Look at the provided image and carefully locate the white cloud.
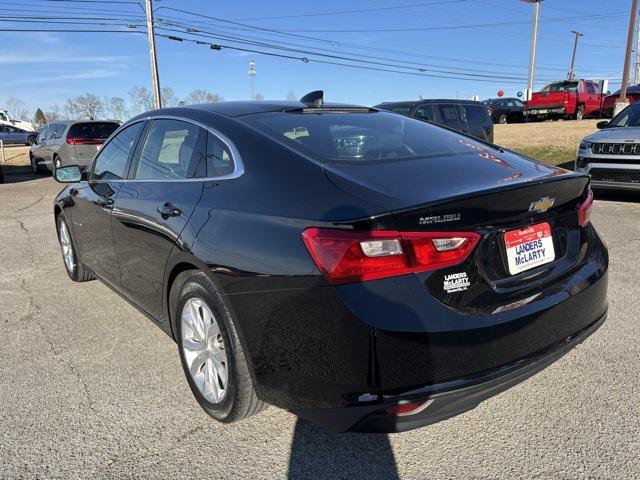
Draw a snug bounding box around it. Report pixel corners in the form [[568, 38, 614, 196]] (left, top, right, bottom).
[[0, 54, 132, 65], [0, 69, 122, 87]]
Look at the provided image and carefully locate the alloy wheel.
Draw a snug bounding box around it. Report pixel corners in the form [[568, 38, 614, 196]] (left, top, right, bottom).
[[181, 297, 228, 403], [58, 219, 75, 272]]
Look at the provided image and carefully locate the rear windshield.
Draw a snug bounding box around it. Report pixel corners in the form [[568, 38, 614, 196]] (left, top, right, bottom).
[[462, 105, 489, 124], [246, 111, 481, 163], [541, 81, 578, 93], [67, 122, 119, 140]]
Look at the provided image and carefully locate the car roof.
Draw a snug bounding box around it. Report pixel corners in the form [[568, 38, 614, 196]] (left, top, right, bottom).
[[186, 101, 369, 117], [375, 99, 485, 107], [48, 120, 120, 126]]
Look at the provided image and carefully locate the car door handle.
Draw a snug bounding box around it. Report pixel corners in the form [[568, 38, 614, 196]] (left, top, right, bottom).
[[157, 202, 181, 218], [97, 197, 114, 209]]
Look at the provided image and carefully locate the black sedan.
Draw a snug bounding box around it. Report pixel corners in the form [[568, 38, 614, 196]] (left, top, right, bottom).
[[53, 92, 608, 433], [483, 97, 525, 124]]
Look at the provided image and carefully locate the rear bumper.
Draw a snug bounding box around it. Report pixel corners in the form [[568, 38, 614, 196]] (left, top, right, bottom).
[[295, 311, 606, 433]]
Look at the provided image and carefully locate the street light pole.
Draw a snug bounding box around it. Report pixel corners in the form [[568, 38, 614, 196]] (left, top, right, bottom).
[[616, 0, 639, 116], [145, 0, 162, 109], [248, 59, 256, 101], [567, 30, 583, 81], [523, 0, 543, 102]]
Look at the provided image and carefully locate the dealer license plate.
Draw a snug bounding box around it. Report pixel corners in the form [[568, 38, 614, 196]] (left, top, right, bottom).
[[504, 222, 555, 275]]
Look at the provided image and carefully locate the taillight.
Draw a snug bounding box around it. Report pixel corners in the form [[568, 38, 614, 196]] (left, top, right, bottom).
[[374, 400, 432, 416], [66, 137, 103, 145], [578, 189, 594, 226], [302, 228, 480, 284]]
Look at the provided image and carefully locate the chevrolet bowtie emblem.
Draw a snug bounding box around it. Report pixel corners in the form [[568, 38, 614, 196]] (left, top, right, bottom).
[[529, 196, 555, 214]]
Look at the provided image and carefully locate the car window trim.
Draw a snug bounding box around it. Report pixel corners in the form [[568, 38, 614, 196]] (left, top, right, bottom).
[[121, 115, 244, 183]]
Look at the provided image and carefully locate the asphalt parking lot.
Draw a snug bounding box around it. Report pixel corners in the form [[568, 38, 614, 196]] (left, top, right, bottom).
[[1, 173, 639, 480]]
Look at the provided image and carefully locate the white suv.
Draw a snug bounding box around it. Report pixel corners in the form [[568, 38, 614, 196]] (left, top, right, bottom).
[[0, 109, 35, 132], [576, 104, 640, 191]]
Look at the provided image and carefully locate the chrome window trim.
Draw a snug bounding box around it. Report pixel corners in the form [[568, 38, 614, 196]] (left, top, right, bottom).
[[90, 115, 244, 183]]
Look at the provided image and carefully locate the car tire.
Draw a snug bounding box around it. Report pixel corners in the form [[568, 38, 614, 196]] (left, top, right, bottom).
[[26, 135, 36, 146], [56, 214, 95, 282], [29, 153, 42, 174], [175, 271, 267, 423], [498, 114, 508, 124], [575, 105, 584, 121]]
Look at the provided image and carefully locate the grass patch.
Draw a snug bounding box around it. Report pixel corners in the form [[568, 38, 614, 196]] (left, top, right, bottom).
[[505, 146, 575, 170]]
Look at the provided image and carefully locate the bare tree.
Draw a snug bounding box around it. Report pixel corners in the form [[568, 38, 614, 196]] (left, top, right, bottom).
[[286, 91, 296, 101], [129, 86, 152, 115], [106, 97, 127, 120], [4, 97, 29, 121], [161, 87, 179, 108], [255, 93, 264, 101], [64, 94, 104, 120], [45, 105, 63, 122], [185, 89, 224, 105]]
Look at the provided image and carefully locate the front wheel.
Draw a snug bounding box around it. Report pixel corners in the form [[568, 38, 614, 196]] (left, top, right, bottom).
[[175, 272, 267, 423], [30, 153, 41, 174], [56, 215, 95, 282]]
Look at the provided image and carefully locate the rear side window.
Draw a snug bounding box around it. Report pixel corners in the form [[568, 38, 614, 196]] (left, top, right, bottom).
[[206, 133, 234, 177], [463, 105, 489, 124], [92, 122, 144, 180], [67, 122, 119, 141], [37, 126, 49, 142], [438, 104, 462, 127], [134, 119, 207, 180], [414, 104, 435, 122], [246, 111, 478, 163]]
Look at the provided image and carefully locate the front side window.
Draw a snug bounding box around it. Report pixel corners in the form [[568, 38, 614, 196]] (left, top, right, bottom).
[[92, 122, 144, 180], [246, 110, 481, 163], [134, 119, 207, 180]]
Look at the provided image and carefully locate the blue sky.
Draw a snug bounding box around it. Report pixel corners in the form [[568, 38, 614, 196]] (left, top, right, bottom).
[[0, 0, 633, 115]]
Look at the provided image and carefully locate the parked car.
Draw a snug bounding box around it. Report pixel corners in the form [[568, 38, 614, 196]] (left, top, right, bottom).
[[601, 85, 640, 117], [525, 79, 605, 121], [0, 109, 35, 132], [483, 97, 525, 124], [374, 99, 494, 142], [30, 120, 120, 174], [576, 102, 640, 191], [52, 92, 607, 433], [0, 124, 37, 145]]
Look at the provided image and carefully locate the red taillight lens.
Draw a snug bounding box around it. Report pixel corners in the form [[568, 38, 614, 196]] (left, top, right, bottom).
[[578, 189, 594, 226], [302, 228, 480, 284], [66, 137, 103, 145], [375, 400, 432, 416]]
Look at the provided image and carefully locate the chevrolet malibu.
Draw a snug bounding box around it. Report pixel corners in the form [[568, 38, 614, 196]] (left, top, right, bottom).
[[53, 92, 608, 433]]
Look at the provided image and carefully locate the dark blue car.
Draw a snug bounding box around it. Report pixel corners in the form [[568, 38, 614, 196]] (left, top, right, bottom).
[[0, 124, 37, 145]]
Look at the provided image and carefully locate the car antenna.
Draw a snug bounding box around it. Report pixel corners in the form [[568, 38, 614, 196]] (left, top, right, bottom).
[[300, 90, 323, 108]]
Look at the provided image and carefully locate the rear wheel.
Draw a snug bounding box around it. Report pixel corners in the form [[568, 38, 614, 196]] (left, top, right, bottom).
[[56, 215, 95, 282], [498, 114, 508, 124], [175, 272, 267, 423]]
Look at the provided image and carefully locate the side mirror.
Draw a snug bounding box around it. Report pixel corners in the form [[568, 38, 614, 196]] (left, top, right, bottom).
[[54, 165, 82, 183], [596, 121, 609, 129]]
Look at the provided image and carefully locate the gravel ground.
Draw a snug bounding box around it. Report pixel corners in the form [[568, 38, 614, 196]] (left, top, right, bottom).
[[1, 169, 639, 480]]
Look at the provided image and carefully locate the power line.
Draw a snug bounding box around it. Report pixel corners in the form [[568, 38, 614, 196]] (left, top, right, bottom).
[[0, 27, 145, 32], [236, 0, 467, 21]]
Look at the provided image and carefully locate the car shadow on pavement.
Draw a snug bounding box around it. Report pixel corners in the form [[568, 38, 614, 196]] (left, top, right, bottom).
[[0, 165, 49, 184], [287, 419, 400, 480]]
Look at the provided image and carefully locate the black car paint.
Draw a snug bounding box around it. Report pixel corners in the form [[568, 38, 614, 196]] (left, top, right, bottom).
[[484, 97, 525, 124], [373, 99, 494, 142], [55, 102, 608, 432]]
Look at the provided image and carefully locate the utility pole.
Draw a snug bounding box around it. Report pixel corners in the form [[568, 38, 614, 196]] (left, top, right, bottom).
[[567, 31, 583, 81], [616, 0, 639, 116], [145, 0, 162, 109], [634, 8, 640, 85], [248, 59, 256, 100], [523, 0, 543, 102]]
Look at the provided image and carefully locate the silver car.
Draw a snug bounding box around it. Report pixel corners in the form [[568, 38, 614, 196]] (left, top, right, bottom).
[[30, 120, 120, 174], [576, 103, 640, 191]]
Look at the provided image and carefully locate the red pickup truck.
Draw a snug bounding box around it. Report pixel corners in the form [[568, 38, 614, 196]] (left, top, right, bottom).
[[525, 80, 605, 120]]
